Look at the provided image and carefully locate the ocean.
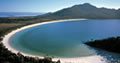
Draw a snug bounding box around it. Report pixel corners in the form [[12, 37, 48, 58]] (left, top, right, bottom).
[[0, 12, 45, 17]]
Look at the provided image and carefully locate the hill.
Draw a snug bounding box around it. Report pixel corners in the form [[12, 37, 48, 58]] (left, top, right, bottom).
[[38, 3, 120, 19], [85, 37, 120, 53]]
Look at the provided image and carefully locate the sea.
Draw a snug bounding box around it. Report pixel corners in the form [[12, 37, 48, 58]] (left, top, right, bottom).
[[0, 12, 45, 17]]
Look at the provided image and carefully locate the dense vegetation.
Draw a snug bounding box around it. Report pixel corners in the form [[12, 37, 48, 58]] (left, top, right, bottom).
[[38, 3, 120, 19], [0, 17, 60, 63], [0, 17, 53, 23], [85, 37, 120, 53]]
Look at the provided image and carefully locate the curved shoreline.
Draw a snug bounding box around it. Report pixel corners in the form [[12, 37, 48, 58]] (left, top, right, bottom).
[[2, 19, 107, 63]]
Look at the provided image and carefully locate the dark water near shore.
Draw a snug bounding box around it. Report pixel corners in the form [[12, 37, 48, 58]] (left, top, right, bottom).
[[9, 19, 120, 63]]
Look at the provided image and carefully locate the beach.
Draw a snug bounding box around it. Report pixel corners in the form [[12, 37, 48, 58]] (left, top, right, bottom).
[[2, 19, 107, 63]]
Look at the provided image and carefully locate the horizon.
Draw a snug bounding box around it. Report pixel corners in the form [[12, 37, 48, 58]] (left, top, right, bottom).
[[0, 0, 120, 13]]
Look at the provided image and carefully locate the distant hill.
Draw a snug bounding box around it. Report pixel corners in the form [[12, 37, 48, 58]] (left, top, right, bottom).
[[38, 3, 120, 19], [0, 12, 45, 17]]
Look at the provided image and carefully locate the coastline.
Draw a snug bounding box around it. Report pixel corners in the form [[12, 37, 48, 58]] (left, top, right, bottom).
[[2, 19, 107, 63]]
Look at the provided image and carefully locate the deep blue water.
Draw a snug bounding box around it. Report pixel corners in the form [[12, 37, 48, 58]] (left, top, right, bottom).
[[9, 19, 120, 62], [0, 12, 45, 17]]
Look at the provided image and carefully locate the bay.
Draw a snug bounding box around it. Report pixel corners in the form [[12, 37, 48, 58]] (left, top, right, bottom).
[[9, 19, 120, 62]]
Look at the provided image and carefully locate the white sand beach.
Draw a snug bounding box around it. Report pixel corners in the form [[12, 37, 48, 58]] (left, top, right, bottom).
[[2, 19, 107, 63]]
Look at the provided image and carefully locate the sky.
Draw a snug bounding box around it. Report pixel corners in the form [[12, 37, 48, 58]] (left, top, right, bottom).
[[0, 0, 120, 12]]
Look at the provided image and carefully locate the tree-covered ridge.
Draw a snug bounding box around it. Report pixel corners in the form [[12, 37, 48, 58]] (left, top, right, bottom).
[[38, 3, 120, 19], [85, 37, 120, 53]]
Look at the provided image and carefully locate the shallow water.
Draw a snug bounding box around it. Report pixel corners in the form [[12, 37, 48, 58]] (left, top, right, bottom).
[[9, 19, 120, 62]]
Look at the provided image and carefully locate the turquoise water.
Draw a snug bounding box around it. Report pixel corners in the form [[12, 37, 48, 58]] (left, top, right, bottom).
[[9, 19, 120, 58]]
